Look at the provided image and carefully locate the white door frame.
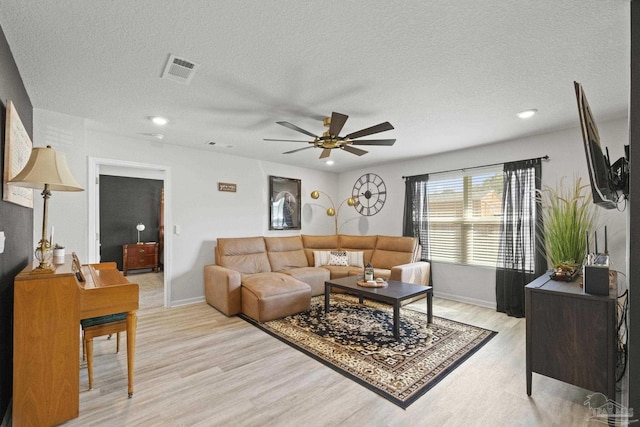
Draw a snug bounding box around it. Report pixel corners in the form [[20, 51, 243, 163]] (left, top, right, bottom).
[[88, 156, 172, 308]]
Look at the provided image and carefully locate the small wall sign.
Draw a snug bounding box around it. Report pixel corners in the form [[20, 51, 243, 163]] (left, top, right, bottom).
[[218, 182, 236, 192]]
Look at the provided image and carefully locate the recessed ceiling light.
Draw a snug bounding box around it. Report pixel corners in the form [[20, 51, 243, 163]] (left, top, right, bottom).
[[149, 116, 168, 126], [151, 133, 165, 140], [206, 141, 234, 148], [517, 109, 538, 119], [326, 160, 334, 166]]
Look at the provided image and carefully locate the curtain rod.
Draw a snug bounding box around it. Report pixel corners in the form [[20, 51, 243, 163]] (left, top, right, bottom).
[[402, 155, 550, 180]]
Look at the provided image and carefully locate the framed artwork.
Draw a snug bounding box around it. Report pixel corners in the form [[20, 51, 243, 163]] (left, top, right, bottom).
[[269, 175, 301, 230], [2, 100, 34, 208]]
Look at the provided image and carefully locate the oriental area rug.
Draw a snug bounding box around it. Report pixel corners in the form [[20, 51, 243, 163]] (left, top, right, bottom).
[[240, 294, 497, 408]]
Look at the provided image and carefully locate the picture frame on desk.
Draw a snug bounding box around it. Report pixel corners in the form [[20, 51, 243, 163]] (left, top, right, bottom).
[[72, 252, 85, 282]]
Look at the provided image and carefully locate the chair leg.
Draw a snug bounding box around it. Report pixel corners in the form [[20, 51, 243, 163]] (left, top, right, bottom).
[[116, 332, 121, 353], [86, 337, 94, 390], [82, 330, 86, 361]]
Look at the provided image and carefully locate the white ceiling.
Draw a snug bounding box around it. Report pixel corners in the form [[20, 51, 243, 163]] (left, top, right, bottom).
[[0, 1, 630, 172]]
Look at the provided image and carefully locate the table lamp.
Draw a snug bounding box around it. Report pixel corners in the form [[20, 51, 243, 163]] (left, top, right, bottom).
[[8, 145, 84, 273], [136, 223, 145, 244]]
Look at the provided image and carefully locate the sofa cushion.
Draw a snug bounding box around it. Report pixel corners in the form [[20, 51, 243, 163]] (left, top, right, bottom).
[[280, 266, 329, 296], [313, 250, 332, 267], [216, 237, 271, 274], [345, 251, 364, 268], [265, 236, 308, 271], [338, 234, 377, 264], [302, 234, 339, 265], [313, 250, 364, 268], [329, 250, 349, 266], [321, 265, 356, 279], [370, 235, 418, 269]]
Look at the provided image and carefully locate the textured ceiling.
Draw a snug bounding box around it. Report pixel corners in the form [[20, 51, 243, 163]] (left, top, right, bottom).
[[0, 1, 630, 172]]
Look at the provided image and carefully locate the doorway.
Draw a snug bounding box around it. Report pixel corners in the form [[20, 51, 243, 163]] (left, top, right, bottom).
[[88, 157, 171, 307], [99, 175, 163, 270]]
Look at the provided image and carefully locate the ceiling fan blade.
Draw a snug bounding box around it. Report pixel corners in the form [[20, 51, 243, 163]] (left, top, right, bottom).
[[342, 145, 368, 156], [350, 139, 396, 146], [328, 112, 348, 137], [345, 122, 394, 140], [264, 138, 311, 142], [283, 146, 314, 154], [319, 149, 332, 159], [276, 121, 319, 138]]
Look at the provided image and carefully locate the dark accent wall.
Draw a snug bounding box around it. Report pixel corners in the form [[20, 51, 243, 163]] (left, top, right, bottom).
[[0, 25, 33, 420], [628, 0, 639, 414], [99, 175, 163, 270]]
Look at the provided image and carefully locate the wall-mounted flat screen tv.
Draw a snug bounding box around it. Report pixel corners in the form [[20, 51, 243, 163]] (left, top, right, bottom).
[[574, 81, 627, 209]]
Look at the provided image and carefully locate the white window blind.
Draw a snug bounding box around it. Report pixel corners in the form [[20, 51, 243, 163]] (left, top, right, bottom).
[[427, 167, 504, 267]]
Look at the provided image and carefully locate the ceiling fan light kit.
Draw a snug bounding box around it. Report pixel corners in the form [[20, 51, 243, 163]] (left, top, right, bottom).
[[265, 112, 396, 159]]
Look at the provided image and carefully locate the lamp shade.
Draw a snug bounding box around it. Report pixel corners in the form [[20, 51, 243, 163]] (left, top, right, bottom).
[[8, 145, 83, 191]]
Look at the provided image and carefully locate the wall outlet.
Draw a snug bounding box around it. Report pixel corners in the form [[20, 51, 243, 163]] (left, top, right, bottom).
[[174, 225, 181, 235]]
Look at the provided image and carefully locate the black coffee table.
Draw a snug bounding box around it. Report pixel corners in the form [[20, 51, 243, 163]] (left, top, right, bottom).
[[324, 276, 433, 340]]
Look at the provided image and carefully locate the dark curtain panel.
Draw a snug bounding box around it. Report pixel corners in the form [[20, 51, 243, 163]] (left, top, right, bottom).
[[496, 159, 545, 317], [402, 174, 430, 263]]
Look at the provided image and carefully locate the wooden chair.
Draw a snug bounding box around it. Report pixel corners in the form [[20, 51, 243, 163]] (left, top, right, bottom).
[[80, 312, 128, 390]]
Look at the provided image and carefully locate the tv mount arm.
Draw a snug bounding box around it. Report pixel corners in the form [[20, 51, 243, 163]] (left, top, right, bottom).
[[606, 146, 630, 198]]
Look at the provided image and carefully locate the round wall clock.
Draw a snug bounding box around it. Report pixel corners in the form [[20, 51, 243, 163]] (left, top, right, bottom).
[[351, 173, 387, 216]]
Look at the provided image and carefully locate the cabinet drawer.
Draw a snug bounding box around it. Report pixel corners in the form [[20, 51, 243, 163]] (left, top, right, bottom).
[[128, 246, 153, 256], [131, 255, 155, 268]]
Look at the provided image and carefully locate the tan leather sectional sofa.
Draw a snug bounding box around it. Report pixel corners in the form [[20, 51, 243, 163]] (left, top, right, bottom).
[[204, 234, 430, 323]]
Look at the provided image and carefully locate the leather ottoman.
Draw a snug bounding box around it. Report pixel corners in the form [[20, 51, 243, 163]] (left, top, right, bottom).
[[241, 272, 311, 322]]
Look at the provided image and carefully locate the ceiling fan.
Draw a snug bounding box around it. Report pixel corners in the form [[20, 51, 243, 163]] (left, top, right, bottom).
[[264, 112, 395, 159]]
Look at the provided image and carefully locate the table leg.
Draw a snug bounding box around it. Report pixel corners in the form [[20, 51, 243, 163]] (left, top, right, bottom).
[[325, 283, 331, 313], [393, 302, 400, 340], [87, 338, 94, 390], [359, 294, 364, 304], [126, 311, 137, 398], [427, 290, 433, 324]]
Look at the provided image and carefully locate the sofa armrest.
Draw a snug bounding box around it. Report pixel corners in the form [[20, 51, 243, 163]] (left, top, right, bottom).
[[204, 264, 242, 316], [390, 261, 430, 286]]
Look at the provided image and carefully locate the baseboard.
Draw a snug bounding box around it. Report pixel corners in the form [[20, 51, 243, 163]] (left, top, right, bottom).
[[169, 296, 205, 308], [172, 294, 494, 310], [434, 291, 496, 310]]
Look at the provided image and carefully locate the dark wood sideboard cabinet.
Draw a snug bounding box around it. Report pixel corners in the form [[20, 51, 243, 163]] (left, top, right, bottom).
[[123, 242, 159, 276], [525, 274, 617, 399]]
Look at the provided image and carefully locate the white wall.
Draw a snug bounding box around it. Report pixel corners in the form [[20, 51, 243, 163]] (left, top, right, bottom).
[[33, 108, 339, 306], [33, 109, 88, 258], [33, 107, 628, 309], [337, 117, 629, 308]]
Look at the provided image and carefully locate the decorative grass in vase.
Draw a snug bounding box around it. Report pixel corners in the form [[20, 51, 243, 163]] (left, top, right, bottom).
[[538, 176, 597, 280]]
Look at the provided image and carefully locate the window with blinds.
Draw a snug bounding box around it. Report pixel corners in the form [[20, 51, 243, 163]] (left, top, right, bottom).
[[427, 168, 503, 267]]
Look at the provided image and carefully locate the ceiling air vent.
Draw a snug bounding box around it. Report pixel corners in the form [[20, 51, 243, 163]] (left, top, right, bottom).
[[161, 54, 200, 85]]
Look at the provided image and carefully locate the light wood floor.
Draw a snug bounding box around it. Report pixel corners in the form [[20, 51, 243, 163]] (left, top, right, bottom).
[[65, 274, 597, 426]]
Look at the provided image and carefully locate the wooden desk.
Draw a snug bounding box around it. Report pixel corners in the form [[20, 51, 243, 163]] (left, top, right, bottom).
[[13, 256, 139, 426], [525, 273, 617, 399]]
